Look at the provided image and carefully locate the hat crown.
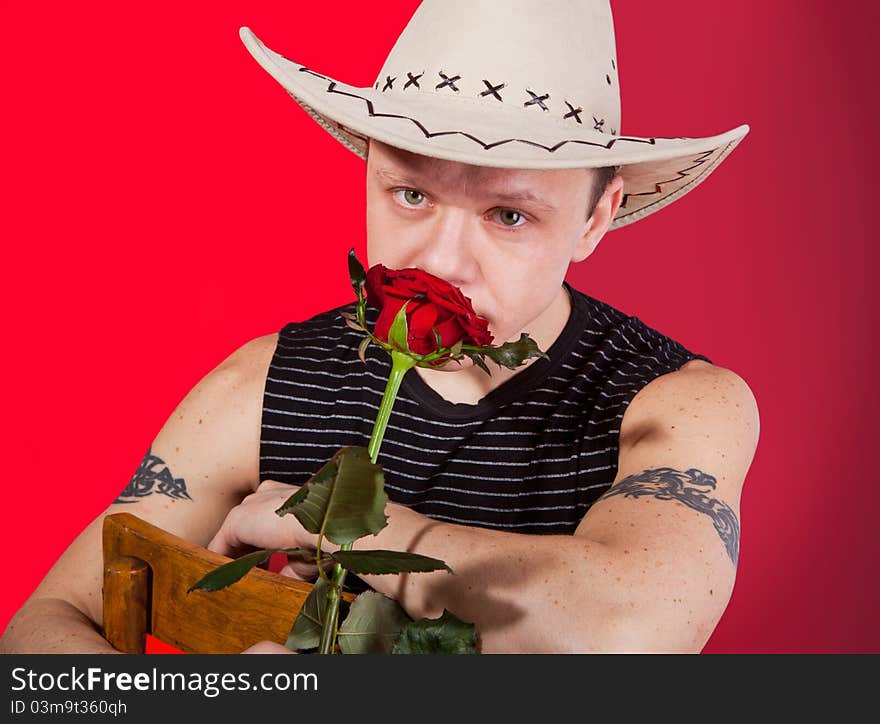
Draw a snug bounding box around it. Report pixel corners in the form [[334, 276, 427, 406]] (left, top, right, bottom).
[[375, 0, 621, 135]]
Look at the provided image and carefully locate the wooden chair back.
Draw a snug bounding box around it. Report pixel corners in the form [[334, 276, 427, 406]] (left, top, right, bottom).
[[102, 512, 342, 654]]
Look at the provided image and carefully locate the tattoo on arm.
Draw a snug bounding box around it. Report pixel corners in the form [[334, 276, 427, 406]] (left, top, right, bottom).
[[598, 467, 739, 565], [115, 446, 192, 504]]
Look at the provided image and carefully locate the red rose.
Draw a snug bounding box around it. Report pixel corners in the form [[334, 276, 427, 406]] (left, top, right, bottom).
[[364, 265, 494, 355]]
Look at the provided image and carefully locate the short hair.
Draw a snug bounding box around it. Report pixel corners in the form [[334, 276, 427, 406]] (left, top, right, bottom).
[[586, 166, 620, 221]]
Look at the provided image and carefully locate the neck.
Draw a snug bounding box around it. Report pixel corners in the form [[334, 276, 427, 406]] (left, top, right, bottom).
[[413, 285, 573, 405]]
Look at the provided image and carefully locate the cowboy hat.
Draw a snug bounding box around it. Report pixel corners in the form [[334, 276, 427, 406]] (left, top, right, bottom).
[[239, 0, 749, 230]]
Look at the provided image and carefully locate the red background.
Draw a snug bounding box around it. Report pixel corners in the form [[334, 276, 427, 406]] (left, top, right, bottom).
[[2, 1, 877, 653]]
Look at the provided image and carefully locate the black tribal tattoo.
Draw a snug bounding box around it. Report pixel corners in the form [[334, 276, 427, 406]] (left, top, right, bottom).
[[598, 467, 739, 565], [115, 446, 192, 504]]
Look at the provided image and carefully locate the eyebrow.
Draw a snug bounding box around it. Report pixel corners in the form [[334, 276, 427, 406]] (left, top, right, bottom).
[[374, 168, 558, 213]]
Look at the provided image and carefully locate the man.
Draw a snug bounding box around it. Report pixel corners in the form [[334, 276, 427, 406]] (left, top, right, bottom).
[[0, 1, 758, 653]]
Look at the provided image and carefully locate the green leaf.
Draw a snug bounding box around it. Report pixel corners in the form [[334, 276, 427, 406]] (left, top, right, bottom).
[[331, 549, 453, 575], [466, 352, 492, 376], [337, 591, 412, 654], [471, 333, 548, 370], [275, 458, 337, 517], [276, 485, 310, 516], [289, 446, 388, 546], [187, 547, 316, 593], [187, 549, 272, 593], [348, 248, 367, 300], [286, 577, 329, 651], [387, 302, 410, 353], [391, 609, 477, 654]]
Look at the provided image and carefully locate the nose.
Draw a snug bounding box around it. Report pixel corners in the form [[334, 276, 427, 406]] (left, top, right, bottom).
[[414, 207, 478, 287]]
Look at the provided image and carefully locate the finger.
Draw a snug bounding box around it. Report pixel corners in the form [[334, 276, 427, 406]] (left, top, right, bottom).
[[279, 557, 326, 579], [241, 641, 295, 654], [277, 550, 336, 580], [206, 532, 226, 556], [278, 563, 314, 581], [207, 524, 238, 557]]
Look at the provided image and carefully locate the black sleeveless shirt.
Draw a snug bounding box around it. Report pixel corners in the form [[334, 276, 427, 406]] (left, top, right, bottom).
[[259, 282, 711, 535]]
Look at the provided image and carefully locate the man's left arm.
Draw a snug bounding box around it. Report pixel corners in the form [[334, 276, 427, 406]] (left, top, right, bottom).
[[346, 361, 759, 652], [569, 360, 759, 651]]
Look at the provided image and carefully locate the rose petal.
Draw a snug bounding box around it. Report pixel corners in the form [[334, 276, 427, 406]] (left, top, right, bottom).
[[406, 303, 439, 353], [434, 317, 466, 348], [374, 299, 405, 343], [365, 265, 389, 306]]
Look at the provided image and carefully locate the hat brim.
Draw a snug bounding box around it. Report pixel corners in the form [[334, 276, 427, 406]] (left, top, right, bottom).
[[240, 27, 749, 230]]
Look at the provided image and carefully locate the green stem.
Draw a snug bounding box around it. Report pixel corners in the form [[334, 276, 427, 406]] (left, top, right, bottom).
[[318, 572, 344, 654], [315, 531, 337, 654], [368, 350, 417, 464], [313, 533, 332, 587], [319, 349, 416, 653]]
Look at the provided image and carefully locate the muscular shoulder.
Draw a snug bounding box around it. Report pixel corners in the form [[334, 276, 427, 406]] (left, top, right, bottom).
[[184, 332, 279, 432], [212, 332, 279, 383], [618, 359, 760, 486], [149, 332, 280, 498], [620, 359, 760, 443]]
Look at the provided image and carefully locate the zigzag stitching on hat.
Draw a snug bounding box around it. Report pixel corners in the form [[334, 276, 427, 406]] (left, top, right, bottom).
[[320, 79, 662, 153], [615, 145, 734, 223], [300, 67, 331, 81], [619, 150, 715, 209]]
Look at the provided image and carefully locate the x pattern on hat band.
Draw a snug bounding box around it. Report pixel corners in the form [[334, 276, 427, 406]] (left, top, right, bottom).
[[373, 67, 617, 135]]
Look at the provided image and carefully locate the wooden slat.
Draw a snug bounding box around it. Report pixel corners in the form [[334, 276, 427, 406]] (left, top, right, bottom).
[[103, 556, 150, 653], [102, 512, 350, 654]]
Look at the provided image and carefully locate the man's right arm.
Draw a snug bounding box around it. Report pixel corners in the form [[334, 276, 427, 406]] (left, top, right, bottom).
[[0, 332, 279, 653]]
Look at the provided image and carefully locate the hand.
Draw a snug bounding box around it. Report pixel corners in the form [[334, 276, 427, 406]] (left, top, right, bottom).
[[208, 480, 318, 562], [241, 640, 296, 654]]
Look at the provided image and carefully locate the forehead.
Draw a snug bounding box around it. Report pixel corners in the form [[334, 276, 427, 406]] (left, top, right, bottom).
[[368, 139, 589, 198]]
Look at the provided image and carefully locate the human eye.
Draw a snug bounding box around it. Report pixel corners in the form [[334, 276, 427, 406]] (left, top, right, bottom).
[[491, 208, 529, 230], [390, 188, 429, 208]]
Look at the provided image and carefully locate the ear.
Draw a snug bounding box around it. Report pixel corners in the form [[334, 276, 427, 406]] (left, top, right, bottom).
[[572, 174, 624, 263]]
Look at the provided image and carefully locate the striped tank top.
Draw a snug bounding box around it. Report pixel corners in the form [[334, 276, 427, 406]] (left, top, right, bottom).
[[259, 282, 711, 534]]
